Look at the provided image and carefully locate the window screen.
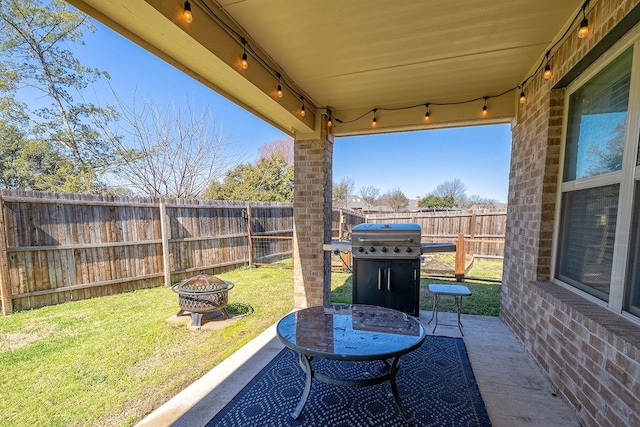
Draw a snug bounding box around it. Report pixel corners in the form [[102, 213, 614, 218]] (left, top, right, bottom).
[[557, 185, 619, 300], [625, 181, 640, 316]]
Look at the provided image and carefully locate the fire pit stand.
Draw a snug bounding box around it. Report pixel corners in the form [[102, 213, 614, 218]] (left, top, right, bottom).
[[171, 274, 234, 327]]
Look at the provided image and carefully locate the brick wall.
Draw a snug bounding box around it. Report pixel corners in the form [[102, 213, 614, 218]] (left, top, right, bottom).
[[502, 1, 640, 425], [293, 121, 333, 308]]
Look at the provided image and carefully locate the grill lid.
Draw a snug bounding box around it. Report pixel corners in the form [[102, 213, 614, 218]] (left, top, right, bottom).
[[352, 223, 421, 243], [351, 223, 422, 258]]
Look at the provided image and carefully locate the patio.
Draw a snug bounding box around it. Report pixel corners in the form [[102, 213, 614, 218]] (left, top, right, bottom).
[[56, 1, 640, 425], [136, 310, 581, 427]]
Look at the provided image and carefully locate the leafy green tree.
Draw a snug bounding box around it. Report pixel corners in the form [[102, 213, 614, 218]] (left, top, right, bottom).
[[419, 194, 455, 209], [204, 151, 294, 202], [0, 97, 84, 191], [0, 0, 117, 191], [379, 188, 408, 212]]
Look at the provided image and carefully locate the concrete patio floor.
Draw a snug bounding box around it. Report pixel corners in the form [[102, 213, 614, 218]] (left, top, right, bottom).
[[137, 311, 582, 427]]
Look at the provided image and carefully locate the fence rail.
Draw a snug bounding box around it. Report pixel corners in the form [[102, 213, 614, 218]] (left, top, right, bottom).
[[0, 190, 295, 314], [0, 190, 505, 315]]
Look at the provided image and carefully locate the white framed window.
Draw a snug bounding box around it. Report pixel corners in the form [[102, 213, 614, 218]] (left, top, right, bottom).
[[554, 29, 640, 320]]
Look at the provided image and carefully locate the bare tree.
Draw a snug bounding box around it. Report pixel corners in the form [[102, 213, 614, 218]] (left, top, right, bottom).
[[258, 137, 293, 163], [433, 178, 467, 206], [333, 177, 355, 208], [104, 95, 242, 198], [467, 194, 499, 209], [358, 185, 380, 211]]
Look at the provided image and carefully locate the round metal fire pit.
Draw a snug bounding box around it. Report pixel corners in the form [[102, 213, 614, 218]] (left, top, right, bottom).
[[171, 274, 234, 327]]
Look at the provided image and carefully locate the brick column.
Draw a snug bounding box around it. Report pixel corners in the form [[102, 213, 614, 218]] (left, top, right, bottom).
[[293, 116, 333, 308]]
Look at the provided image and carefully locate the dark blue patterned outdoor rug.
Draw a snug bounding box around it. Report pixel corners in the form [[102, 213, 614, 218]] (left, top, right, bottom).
[[206, 336, 491, 426]]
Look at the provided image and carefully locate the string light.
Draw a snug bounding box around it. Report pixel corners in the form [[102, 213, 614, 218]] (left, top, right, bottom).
[[543, 51, 552, 80], [194, 0, 589, 128], [276, 74, 283, 98], [183, 1, 193, 23], [327, 115, 333, 127], [372, 109, 377, 127], [241, 39, 248, 69], [578, 1, 590, 39]]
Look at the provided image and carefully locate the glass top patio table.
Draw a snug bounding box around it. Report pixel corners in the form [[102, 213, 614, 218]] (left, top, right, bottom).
[[276, 303, 426, 420]]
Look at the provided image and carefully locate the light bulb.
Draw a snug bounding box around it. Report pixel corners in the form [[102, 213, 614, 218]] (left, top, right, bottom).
[[300, 104, 305, 117], [578, 18, 589, 39], [327, 117, 333, 127], [372, 110, 377, 127], [277, 84, 283, 98], [183, 1, 193, 23], [543, 64, 552, 80], [482, 106, 488, 117], [519, 90, 526, 104], [424, 105, 430, 122], [241, 52, 248, 70]]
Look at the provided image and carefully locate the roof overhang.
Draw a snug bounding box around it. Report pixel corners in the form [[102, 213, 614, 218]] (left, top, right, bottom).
[[67, 0, 585, 138]]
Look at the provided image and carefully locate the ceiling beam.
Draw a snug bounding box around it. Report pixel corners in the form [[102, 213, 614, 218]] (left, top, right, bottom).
[[67, 0, 316, 136]]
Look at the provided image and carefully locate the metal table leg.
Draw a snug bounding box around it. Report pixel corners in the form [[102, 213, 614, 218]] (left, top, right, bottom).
[[455, 295, 465, 336], [291, 354, 313, 419], [388, 356, 413, 422], [427, 293, 441, 333]]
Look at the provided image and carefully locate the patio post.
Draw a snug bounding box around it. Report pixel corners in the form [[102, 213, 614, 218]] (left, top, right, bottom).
[[293, 113, 333, 308]]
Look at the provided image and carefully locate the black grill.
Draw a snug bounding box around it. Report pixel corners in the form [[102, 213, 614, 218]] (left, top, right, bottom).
[[351, 223, 422, 316]]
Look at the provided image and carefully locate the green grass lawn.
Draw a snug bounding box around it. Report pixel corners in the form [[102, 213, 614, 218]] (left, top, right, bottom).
[[0, 267, 294, 426], [0, 265, 500, 426]]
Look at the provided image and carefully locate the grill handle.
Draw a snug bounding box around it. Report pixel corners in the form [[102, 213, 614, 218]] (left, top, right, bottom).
[[378, 268, 383, 291], [387, 268, 391, 291], [357, 237, 414, 243]]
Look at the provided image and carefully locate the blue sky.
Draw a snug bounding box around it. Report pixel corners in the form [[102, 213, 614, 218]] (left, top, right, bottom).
[[71, 19, 512, 202]]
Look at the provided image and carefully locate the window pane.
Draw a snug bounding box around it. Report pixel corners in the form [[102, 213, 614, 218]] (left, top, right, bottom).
[[564, 48, 632, 181], [625, 181, 640, 316], [557, 185, 619, 300]]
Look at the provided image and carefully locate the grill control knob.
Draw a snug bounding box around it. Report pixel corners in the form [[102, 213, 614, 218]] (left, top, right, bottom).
[[393, 247, 399, 253], [381, 246, 387, 252], [369, 246, 375, 252], [357, 247, 364, 253], [405, 247, 412, 253]]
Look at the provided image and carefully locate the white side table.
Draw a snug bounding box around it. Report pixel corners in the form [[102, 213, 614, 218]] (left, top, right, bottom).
[[427, 284, 472, 335]]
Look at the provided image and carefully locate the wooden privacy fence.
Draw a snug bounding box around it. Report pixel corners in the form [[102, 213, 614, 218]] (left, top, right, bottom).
[[0, 190, 293, 314], [0, 190, 506, 315]]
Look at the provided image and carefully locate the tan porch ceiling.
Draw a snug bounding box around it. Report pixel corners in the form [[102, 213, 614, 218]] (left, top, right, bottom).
[[68, 0, 584, 137]]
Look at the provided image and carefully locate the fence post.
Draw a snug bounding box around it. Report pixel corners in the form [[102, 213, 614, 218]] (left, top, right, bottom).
[[159, 200, 172, 286], [469, 211, 476, 257], [0, 195, 12, 314], [246, 204, 253, 267], [455, 232, 465, 282]]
